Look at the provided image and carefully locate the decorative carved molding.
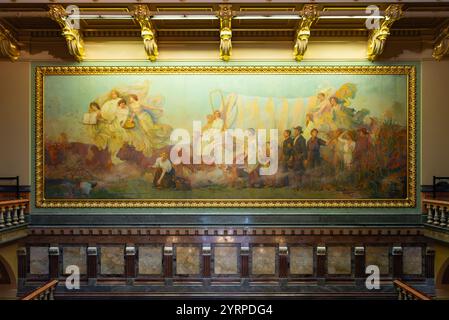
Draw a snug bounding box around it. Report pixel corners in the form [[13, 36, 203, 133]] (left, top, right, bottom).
[[367, 4, 403, 61], [48, 246, 60, 256], [0, 22, 20, 61], [48, 5, 85, 62], [132, 4, 158, 62], [392, 246, 403, 255], [293, 4, 319, 62], [28, 226, 424, 237], [24, 28, 424, 41], [433, 24, 449, 61], [354, 246, 365, 256], [316, 246, 326, 256], [87, 246, 97, 256], [217, 4, 233, 61], [125, 246, 136, 256]]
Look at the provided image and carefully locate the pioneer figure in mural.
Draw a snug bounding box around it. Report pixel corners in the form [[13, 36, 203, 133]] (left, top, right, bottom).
[[152, 151, 176, 189], [292, 126, 307, 187], [279, 129, 293, 186], [306, 128, 327, 169]]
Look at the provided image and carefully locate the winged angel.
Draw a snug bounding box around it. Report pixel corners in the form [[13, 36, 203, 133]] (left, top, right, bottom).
[[84, 80, 172, 164]]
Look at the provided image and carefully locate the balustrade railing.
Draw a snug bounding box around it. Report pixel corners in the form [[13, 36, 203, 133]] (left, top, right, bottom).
[[21, 280, 58, 300], [394, 280, 431, 300], [423, 199, 449, 229], [0, 198, 29, 230]]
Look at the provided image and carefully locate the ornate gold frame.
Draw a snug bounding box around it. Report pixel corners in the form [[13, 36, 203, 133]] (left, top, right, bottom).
[[35, 65, 416, 208]]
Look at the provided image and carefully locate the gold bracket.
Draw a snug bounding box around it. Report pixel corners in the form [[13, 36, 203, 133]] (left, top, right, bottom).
[[367, 4, 403, 61], [132, 4, 158, 62], [217, 4, 233, 62], [49, 4, 85, 62], [433, 23, 449, 61], [293, 4, 319, 62], [0, 22, 20, 61]]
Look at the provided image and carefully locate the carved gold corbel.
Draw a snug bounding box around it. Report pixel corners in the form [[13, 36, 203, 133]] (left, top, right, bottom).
[[433, 24, 449, 61], [49, 4, 85, 62], [217, 4, 233, 62], [367, 4, 403, 61], [0, 22, 20, 61], [132, 4, 158, 62], [293, 4, 319, 62]]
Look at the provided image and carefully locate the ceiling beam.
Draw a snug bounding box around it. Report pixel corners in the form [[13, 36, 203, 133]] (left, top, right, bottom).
[[0, 21, 20, 61], [366, 4, 403, 61], [48, 4, 85, 62], [132, 4, 158, 62], [293, 4, 319, 62], [3, 9, 449, 19]]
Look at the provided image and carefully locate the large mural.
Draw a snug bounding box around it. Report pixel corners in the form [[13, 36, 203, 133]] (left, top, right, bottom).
[[35, 66, 416, 208]]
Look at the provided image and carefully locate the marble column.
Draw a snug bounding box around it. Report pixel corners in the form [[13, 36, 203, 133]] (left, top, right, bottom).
[[354, 246, 365, 278], [48, 246, 60, 279], [87, 246, 97, 285], [316, 246, 326, 278], [392, 246, 403, 279], [125, 245, 136, 279], [163, 245, 173, 282], [279, 245, 288, 278]]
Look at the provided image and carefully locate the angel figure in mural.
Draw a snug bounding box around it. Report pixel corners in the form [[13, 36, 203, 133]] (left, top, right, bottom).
[[127, 93, 172, 157], [84, 80, 172, 163], [195, 90, 238, 163], [83, 90, 127, 165]]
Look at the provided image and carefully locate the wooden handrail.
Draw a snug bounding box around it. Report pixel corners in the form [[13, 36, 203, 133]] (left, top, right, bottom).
[[0, 199, 28, 206], [422, 199, 449, 206], [21, 280, 58, 300], [393, 280, 431, 300]]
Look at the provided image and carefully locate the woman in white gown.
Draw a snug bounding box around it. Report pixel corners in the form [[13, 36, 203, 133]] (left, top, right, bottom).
[[127, 94, 172, 157], [98, 89, 128, 164]]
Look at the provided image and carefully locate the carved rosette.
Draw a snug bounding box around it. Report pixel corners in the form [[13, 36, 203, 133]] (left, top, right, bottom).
[[48, 4, 85, 62], [367, 4, 403, 61], [0, 22, 20, 61], [433, 25, 449, 61], [217, 4, 233, 61], [293, 4, 319, 62], [132, 4, 158, 62]]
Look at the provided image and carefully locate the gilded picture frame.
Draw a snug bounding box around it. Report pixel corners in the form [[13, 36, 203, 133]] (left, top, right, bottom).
[[34, 65, 416, 208]]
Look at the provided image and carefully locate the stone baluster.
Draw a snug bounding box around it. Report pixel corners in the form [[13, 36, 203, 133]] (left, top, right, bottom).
[[433, 206, 440, 225], [5, 207, 12, 227], [427, 204, 433, 224], [399, 288, 405, 300], [0, 207, 5, 228], [440, 206, 447, 227], [49, 287, 55, 300], [396, 287, 402, 300], [444, 207, 449, 228], [12, 205, 19, 225], [19, 204, 25, 224]]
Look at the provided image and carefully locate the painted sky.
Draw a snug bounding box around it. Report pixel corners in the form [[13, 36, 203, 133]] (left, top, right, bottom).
[[44, 73, 408, 144]]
